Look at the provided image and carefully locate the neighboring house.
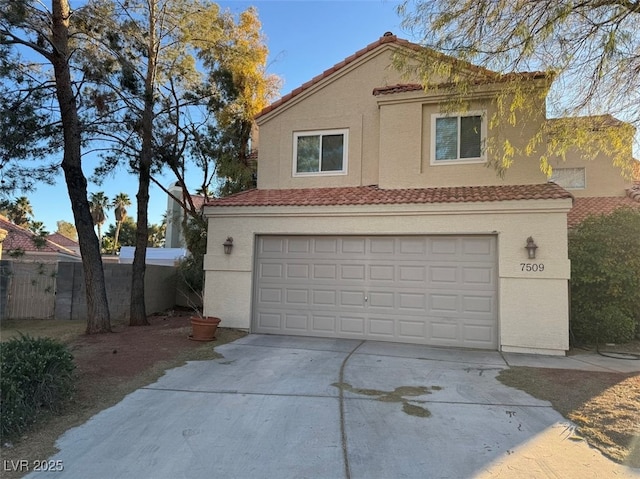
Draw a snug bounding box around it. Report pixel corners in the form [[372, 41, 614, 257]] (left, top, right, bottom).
[[0, 215, 81, 262], [165, 182, 206, 248], [47, 232, 81, 256], [202, 33, 634, 355], [545, 116, 640, 227], [118, 246, 187, 266]]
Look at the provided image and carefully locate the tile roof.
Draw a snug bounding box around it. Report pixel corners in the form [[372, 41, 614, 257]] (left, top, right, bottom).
[[206, 183, 572, 208], [547, 114, 629, 129], [47, 232, 79, 248], [0, 216, 79, 257], [568, 195, 640, 227], [257, 33, 549, 119], [372, 71, 549, 97]]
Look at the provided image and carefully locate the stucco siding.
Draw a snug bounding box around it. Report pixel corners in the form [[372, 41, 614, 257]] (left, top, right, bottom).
[[256, 46, 405, 190], [255, 43, 564, 192], [500, 278, 569, 355], [377, 96, 549, 188], [203, 199, 571, 354], [550, 150, 632, 197]]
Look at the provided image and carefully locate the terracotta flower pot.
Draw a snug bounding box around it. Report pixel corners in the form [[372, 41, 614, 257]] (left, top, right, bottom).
[[189, 316, 221, 341]]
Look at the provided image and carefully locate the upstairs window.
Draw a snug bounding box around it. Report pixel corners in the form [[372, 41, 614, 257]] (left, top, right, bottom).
[[431, 112, 486, 164], [293, 129, 348, 176], [549, 167, 586, 189]]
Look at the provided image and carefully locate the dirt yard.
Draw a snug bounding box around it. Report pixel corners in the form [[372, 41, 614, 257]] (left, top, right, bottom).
[[498, 363, 640, 468], [1, 316, 638, 475]]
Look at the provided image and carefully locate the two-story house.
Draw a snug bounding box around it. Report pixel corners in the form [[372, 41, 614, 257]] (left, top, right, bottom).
[[202, 33, 638, 356]]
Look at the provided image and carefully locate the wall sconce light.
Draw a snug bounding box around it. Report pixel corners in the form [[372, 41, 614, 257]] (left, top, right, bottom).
[[525, 236, 538, 259], [223, 237, 234, 255]]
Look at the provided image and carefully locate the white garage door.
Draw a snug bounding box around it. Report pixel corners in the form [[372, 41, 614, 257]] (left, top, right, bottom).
[[253, 235, 497, 349]]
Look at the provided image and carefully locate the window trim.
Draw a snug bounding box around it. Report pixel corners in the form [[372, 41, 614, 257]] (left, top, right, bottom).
[[292, 129, 349, 177], [430, 111, 487, 165], [548, 167, 587, 190]]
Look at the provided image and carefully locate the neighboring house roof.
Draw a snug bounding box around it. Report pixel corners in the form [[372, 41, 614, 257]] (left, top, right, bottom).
[[47, 232, 79, 249], [546, 114, 630, 129], [0, 216, 79, 257], [257, 32, 551, 119], [190, 195, 206, 211], [206, 183, 572, 208], [568, 192, 640, 228]]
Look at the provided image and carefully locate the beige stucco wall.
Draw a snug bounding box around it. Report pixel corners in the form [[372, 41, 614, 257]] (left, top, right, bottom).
[[255, 43, 560, 191], [549, 150, 633, 197], [256, 45, 405, 190], [203, 198, 572, 355], [377, 93, 549, 188]]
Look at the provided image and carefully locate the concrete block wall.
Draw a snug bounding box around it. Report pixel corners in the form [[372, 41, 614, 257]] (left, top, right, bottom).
[[55, 262, 179, 322]]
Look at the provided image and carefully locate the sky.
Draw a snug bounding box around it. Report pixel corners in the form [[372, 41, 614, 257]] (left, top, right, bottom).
[[27, 0, 408, 235]]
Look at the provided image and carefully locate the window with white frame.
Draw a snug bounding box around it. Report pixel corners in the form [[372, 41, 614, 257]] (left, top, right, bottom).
[[549, 167, 586, 189], [293, 129, 348, 175], [431, 112, 486, 164]]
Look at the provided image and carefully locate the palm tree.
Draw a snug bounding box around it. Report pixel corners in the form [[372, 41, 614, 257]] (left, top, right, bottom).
[[89, 192, 109, 249], [8, 196, 33, 228], [112, 193, 131, 254]]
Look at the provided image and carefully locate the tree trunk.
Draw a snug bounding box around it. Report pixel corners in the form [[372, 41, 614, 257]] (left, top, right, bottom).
[[129, 0, 157, 327], [113, 221, 122, 254], [130, 158, 150, 326], [51, 0, 110, 333]]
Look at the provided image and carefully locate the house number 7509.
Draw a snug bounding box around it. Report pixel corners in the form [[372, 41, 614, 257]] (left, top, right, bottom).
[[520, 263, 544, 272]]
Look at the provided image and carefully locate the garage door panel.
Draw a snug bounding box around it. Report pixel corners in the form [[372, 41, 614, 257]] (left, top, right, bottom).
[[461, 237, 494, 257], [259, 263, 283, 279], [285, 289, 308, 305], [462, 267, 494, 286], [398, 293, 427, 311], [256, 312, 282, 330], [312, 315, 336, 332], [286, 264, 310, 279], [340, 291, 366, 307], [314, 238, 338, 253], [462, 295, 494, 315], [462, 323, 495, 346], [369, 264, 395, 281], [342, 238, 366, 254], [253, 235, 497, 349], [313, 264, 337, 279], [430, 266, 458, 284], [339, 316, 366, 334], [430, 238, 458, 256], [430, 320, 459, 341], [368, 317, 395, 336], [399, 238, 427, 254], [284, 313, 308, 330], [368, 291, 394, 308], [312, 290, 337, 306], [398, 320, 426, 339], [261, 237, 285, 253], [430, 294, 459, 313], [258, 288, 282, 304], [399, 265, 426, 282], [341, 264, 366, 280], [287, 238, 311, 253], [370, 238, 395, 254]]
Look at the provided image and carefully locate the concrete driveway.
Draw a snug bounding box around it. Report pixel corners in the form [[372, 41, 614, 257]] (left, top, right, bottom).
[[27, 335, 639, 478]]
